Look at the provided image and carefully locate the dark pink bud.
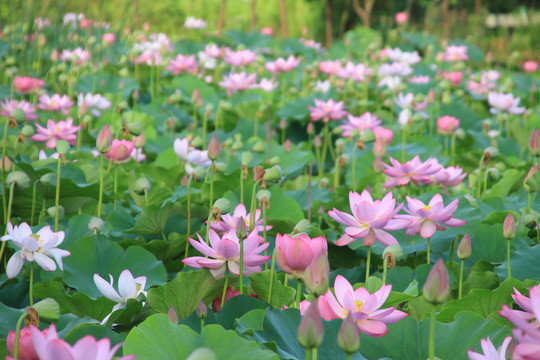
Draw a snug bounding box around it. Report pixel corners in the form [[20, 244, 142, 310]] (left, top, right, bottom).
[[337, 313, 361, 354], [530, 129, 540, 157], [457, 234, 471, 260], [503, 213, 516, 240], [96, 124, 112, 153], [423, 258, 449, 304], [208, 134, 220, 160]]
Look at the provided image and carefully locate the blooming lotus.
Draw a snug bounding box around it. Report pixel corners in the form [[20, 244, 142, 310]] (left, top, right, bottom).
[[373, 126, 394, 145], [336, 62, 372, 82], [6, 326, 44, 360], [166, 54, 198, 75], [381, 156, 443, 188], [319, 60, 341, 75], [223, 48, 257, 67], [60, 47, 91, 65], [308, 98, 347, 122], [433, 166, 467, 188], [218, 72, 257, 96], [377, 61, 412, 77], [318, 275, 408, 337], [105, 139, 135, 162], [409, 75, 430, 84], [467, 337, 512, 360], [395, 12, 408, 24], [13, 76, 44, 94], [488, 92, 525, 115], [395, 92, 428, 113], [77, 93, 112, 117], [210, 203, 271, 236], [340, 112, 381, 137], [442, 71, 463, 87], [265, 55, 300, 74], [437, 115, 460, 134], [173, 138, 212, 167], [94, 269, 147, 324], [328, 190, 410, 246], [30, 118, 80, 148], [254, 78, 278, 92], [378, 75, 402, 90], [275, 233, 327, 278], [184, 16, 207, 29], [102, 33, 116, 45], [0, 222, 70, 278], [387, 48, 421, 65], [395, 194, 466, 239], [443, 45, 468, 62], [182, 229, 271, 278], [37, 94, 74, 115], [204, 44, 222, 58], [0, 99, 38, 121], [523, 60, 538, 73]]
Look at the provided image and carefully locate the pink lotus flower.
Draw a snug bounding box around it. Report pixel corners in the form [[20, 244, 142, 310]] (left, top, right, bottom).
[[443, 45, 468, 62], [60, 47, 91, 65], [135, 50, 162, 66], [265, 56, 300, 74], [254, 78, 278, 92], [173, 138, 212, 167], [488, 92, 525, 115], [386, 48, 420, 65], [223, 48, 257, 67], [437, 115, 460, 134], [260, 27, 274, 36], [336, 62, 372, 82], [0, 99, 38, 121], [30, 118, 81, 148], [102, 33, 116, 45], [318, 275, 408, 337], [308, 99, 347, 122], [166, 54, 198, 75], [433, 166, 467, 188], [409, 75, 430, 84], [395, 12, 408, 24], [328, 190, 410, 247], [210, 203, 271, 236], [37, 94, 74, 115], [218, 72, 257, 96], [381, 156, 443, 188], [443, 71, 463, 86], [301, 39, 322, 50], [0, 222, 70, 279], [105, 139, 135, 162], [467, 337, 512, 360], [77, 93, 111, 117], [275, 233, 327, 278], [212, 286, 258, 312], [340, 112, 381, 137], [7, 326, 43, 360], [28, 324, 134, 360], [182, 229, 271, 278], [395, 93, 428, 112], [395, 194, 466, 239], [523, 61, 538, 73], [319, 60, 341, 75], [13, 76, 44, 94], [373, 126, 394, 145], [377, 62, 412, 77], [204, 44, 222, 58], [184, 17, 207, 29]]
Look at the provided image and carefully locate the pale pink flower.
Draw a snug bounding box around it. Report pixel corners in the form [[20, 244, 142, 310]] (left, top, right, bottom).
[[173, 138, 212, 167], [30, 118, 81, 148], [0, 99, 38, 121], [319, 60, 341, 75], [378, 62, 412, 77], [130, 148, 146, 162], [260, 27, 274, 36], [60, 47, 91, 65], [395, 194, 466, 238], [443, 45, 468, 62], [328, 190, 410, 247], [318, 275, 408, 337], [6, 325, 46, 360], [184, 16, 207, 29], [387, 48, 420, 65], [182, 229, 271, 278], [488, 92, 525, 115], [204, 44, 222, 58], [467, 337, 512, 360], [210, 203, 271, 236], [135, 50, 162, 66], [308, 98, 347, 122], [0, 222, 70, 279], [523, 61, 538, 73], [253, 78, 278, 92], [223, 48, 257, 67], [374, 126, 394, 145], [442, 71, 463, 86], [301, 39, 322, 50], [37, 94, 74, 115], [340, 112, 381, 137], [395, 12, 408, 24], [77, 93, 111, 117], [395, 92, 428, 112], [13, 76, 44, 94], [105, 139, 135, 162], [437, 115, 460, 134], [102, 33, 116, 45], [336, 62, 372, 81], [409, 75, 430, 84], [265, 56, 300, 74], [381, 156, 443, 188], [218, 72, 257, 96], [275, 233, 327, 278], [166, 54, 198, 75], [433, 166, 467, 187]]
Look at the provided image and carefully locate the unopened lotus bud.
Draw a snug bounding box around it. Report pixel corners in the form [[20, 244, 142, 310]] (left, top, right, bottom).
[[457, 234, 471, 260], [133, 178, 151, 195], [168, 306, 178, 324], [319, 177, 329, 188], [252, 140, 265, 153], [304, 253, 329, 296], [294, 219, 312, 235], [55, 140, 70, 155], [297, 298, 324, 349], [0, 156, 12, 171], [88, 216, 105, 233], [280, 118, 287, 130], [253, 166, 265, 182], [284, 139, 292, 152], [126, 122, 142, 136], [524, 165, 540, 193], [21, 124, 34, 137], [337, 313, 361, 354], [307, 122, 315, 135], [503, 213, 516, 240], [423, 258, 450, 305], [241, 152, 253, 166], [192, 166, 206, 181], [47, 205, 64, 219], [484, 146, 499, 159], [96, 124, 112, 153], [208, 134, 220, 160], [213, 198, 231, 215], [9, 108, 26, 125], [360, 129, 376, 143], [263, 166, 280, 182], [314, 136, 322, 148], [7, 171, 30, 190], [186, 348, 217, 360], [119, 67, 129, 77], [32, 298, 60, 321], [487, 167, 500, 181], [197, 301, 207, 320], [133, 130, 145, 148], [529, 129, 540, 157], [40, 173, 57, 186], [236, 217, 248, 239]]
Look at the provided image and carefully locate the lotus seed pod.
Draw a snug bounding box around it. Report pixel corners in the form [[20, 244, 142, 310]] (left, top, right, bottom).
[[10, 108, 26, 124], [127, 122, 143, 136], [256, 189, 271, 202], [47, 206, 64, 220], [360, 129, 376, 143], [7, 171, 30, 190], [293, 219, 312, 235], [55, 140, 70, 155], [213, 198, 231, 215], [241, 152, 253, 166], [32, 298, 60, 321], [40, 173, 57, 187], [133, 178, 151, 195], [88, 216, 105, 233], [252, 140, 265, 153]]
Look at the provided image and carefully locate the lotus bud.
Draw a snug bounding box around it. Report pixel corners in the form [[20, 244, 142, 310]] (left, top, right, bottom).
[[423, 258, 450, 305], [319, 177, 329, 188], [487, 167, 500, 182], [524, 165, 540, 193], [186, 348, 217, 360], [21, 124, 34, 137], [134, 130, 145, 148], [297, 298, 324, 349], [168, 306, 178, 324], [235, 216, 248, 239], [529, 129, 540, 157], [96, 124, 112, 153], [32, 298, 60, 321], [88, 216, 105, 233], [208, 134, 220, 160], [314, 135, 322, 148], [293, 219, 312, 235], [304, 253, 329, 297], [307, 122, 315, 135], [503, 213, 516, 240], [213, 198, 231, 215], [40, 173, 57, 187], [241, 152, 253, 166], [457, 234, 471, 260], [55, 140, 70, 155], [283, 138, 292, 152], [263, 166, 280, 182], [360, 129, 376, 143], [337, 313, 361, 354], [191, 166, 207, 181], [197, 301, 207, 320], [280, 118, 287, 130], [47, 205, 64, 219], [484, 146, 499, 159], [252, 140, 265, 153], [0, 156, 12, 171], [133, 177, 151, 195], [7, 171, 30, 190], [10, 108, 26, 124], [126, 122, 143, 136], [232, 140, 243, 150]]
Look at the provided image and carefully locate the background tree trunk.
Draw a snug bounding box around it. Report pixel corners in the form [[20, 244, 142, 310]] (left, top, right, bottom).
[[280, 0, 289, 38], [474, 0, 481, 16], [217, 0, 227, 33], [442, 0, 450, 37], [338, 0, 351, 38], [352, 0, 375, 28], [325, 0, 333, 47], [250, 0, 257, 31]]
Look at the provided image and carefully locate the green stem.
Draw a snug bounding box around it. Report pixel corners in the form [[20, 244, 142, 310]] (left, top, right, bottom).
[[144, 189, 149, 207], [429, 306, 436, 360], [333, 156, 340, 191], [12, 311, 28, 360], [2, 120, 9, 223], [507, 240, 512, 279], [220, 268, 230, 309], [29, 262, 34, 306], [202, 111, 208, 150], [113, 164, 118, 210], [427, 237, 431, 265], [305, 349, 311, 360], [5, 182, 14, 233], [249, 180, 260, 232], [97, 154, 105, 217], [185, 176, 192, 259], [482, 168, 488, 200], [382, 255, 388, 284], [351, 141, 357, 192], [527, 193, 532, 214], [401, 127, 406, 163], [321, 123, 330, 173], [458, 260, 464, 299], [365, 246, 371, 283], [30, 180, 39, 226], [476, 156, 485, 198], [268, 247, 277, 301], [240, 170, 244, 205], [296, 280, 302, 309], [205, 212, 212, 245], [312, 348, 318, 360], [200, 318, 205, 329], [450, 134, 456, 166], [239, 234, 245, 295], [209, 160, 215, 209]]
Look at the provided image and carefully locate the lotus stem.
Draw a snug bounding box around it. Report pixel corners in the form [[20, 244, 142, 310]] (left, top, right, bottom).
[[209, 160, 215, 209], [351, 140, 357, 192], [507, 240, 512, 279], [113, 164, 119, 210], [239, 233, 245, 295], [429, 306, 436, 360], [263, 205, 268, 270], [220, 268, 230, 309], [365, 245, 372, 283], [54, 154, 61, 232], [249, 180, 261, 232], [296, 280, 302, 309], [185, 176, 192, 258], [13, 311, 27, 360], [427, 237, 431, 265], [30, 180, 39, 226], [268, 247, 277, 301], [240, 170, 244, 205], [382, 255, 389, 284], [97, 154, 105, 218], [29, 262, 34, 306], [2, 120, 8, 222], [458, 260, 464, 299]]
